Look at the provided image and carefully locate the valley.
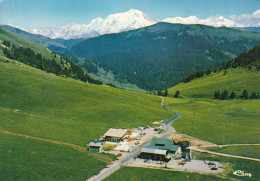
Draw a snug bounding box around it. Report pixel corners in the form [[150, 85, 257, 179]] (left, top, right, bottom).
[[1, 5, 260, 181]]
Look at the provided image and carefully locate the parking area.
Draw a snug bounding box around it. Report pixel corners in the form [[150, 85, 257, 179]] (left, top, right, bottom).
[[127, 158, 224, 174]]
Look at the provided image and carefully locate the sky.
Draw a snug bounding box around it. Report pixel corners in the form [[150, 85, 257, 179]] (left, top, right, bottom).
[[0, 0, 259, 29]]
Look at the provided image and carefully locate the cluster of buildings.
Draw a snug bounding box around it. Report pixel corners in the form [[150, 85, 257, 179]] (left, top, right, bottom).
[[88, 128, 131, 152], [88, 128, 183, 161]]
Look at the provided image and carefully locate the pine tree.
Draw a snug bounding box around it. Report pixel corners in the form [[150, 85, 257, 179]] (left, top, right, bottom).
[[250, 91, 258, 99], [230, 91, 236, 99], [174, 90, 180, 98], [157, 90, 163, 96], [241, 89, 248, 99], [221, 89, 228, 100], [214, 91, 221, 99], [163, 89, 168, 97]]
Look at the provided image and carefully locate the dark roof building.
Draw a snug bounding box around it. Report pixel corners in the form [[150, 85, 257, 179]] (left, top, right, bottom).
[[140, 138, 181, 161]]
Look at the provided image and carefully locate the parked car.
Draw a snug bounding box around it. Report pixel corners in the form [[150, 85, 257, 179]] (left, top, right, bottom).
[[117, 153, 123, 156], [147, 159, 152, 163], [208, 162, 216, 166], [178, 161, 185, 165], [211, 167, 218, 170]]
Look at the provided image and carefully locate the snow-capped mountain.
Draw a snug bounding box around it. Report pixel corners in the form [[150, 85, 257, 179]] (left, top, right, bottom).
[[29, 9, 159, 39]]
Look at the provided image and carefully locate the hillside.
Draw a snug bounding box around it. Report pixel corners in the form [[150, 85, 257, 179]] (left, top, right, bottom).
[[0, 27, 102, 85], [169, 45, 260, 98], [69, 22, 260, 90], [0, 56, 172, 180], [164, 45, 260, 145], [0, 25, 86, 54]]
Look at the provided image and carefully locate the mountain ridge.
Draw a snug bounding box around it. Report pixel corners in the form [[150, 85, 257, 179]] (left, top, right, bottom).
[[69, 22, 260, 90], [29, 9, 158, 39]]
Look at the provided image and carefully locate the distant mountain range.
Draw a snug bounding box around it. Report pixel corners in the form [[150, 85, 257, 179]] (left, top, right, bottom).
[[6, 9, 259, 40], [28, 9, 158, 39], [0, 25, 87, 54], [69, 22, 260, 90], [1, 11, 260, 91]]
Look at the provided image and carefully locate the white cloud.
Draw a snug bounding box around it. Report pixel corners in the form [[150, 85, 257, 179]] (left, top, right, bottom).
[[230, 9, 260, 26], [163, 15, 244, 27]]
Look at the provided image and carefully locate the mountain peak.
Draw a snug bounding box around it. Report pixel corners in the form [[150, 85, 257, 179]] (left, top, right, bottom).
[[28, 9, 158, 39]]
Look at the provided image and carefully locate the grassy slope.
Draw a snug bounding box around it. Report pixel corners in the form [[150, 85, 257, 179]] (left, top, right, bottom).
[[169, 68, 260, 98], [0, 56, 172, 146], [165, 68, 260, 144], [0, 133, 114, 181], [194, 152, 260, 181], [105, 167, 226, 181], [0, 56, 172, 180], [0, 27, 51, 58], [206, 146, 260, 159]]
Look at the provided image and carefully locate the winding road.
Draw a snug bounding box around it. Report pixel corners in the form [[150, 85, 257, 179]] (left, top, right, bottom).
[[87, 97, 182, 181], [87, 96, 260, 180]]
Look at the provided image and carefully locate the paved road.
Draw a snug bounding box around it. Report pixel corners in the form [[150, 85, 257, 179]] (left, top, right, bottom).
[[87, 97, 182, 181]]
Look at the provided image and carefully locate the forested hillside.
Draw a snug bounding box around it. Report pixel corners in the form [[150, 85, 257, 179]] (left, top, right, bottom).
[[69, 22, 260, 90], [0, 27, 102, 85]]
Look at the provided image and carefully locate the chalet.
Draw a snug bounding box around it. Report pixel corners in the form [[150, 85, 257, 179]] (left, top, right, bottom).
[[88, 141, 102, 152], [104, 128, 130, 142], [140, 138, 181, 161]]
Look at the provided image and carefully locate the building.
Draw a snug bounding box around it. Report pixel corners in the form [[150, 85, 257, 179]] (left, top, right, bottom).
[[140, 138, 182, 161], [88, 141, 102, 152], [104, 128, 130, 142]]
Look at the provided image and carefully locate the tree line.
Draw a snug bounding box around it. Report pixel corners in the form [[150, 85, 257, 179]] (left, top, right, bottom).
[[214, 89, 260, 100], [1, 41, 102, 85], [178, 45, 260, 84], [154, 89, 169, 97]]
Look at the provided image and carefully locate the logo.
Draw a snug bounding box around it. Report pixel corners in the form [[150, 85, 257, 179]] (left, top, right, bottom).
[[233, 170, 252, 177]]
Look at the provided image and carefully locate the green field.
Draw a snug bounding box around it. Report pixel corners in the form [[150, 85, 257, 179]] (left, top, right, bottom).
[[193, 152, 260, 181], [165, 68, 260, 144], [0, 27, 51, 58], [0, 56, 173, 180], [0, 57, 172, 146], [206, 146, 260, 159], [105, 167, 227, 181], [0, 133, 115, 181], [167, 98, 260, 144], [168, 68, 260, 98]]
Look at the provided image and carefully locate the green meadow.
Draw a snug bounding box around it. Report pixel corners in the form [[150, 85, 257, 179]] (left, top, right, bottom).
[[206, 146, 260, 159], [0, 133, 115, 181], [0, 57, 172, 146], [0, 27, 51, 58], [168, 68, 260, 98], [105, 167, 226, 181], [193, 152, 260, 181], [167, 98, 260, 144], [165, 68, 260, 144], [0, 57, 172, 180]]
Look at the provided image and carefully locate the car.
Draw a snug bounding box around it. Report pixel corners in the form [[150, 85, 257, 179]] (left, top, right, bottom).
[[211, 167, 218, 170], [178, 161, 185, 165], [106, 164, 111, 168], [147, 159, 152, 163]]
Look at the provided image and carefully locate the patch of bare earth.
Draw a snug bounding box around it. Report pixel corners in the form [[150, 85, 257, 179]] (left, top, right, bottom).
[[168, 130, 216, 146]]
